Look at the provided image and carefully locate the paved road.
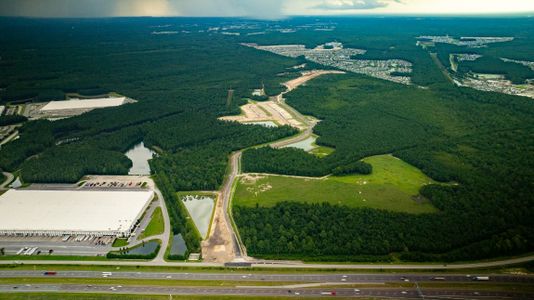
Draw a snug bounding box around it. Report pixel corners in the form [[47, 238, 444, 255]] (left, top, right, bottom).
[[0, 172, 14, 190], [2, 284, 533, 299], [1, 254, 534, 270], [223, 151, 245, 258], [0, 270, 532, 284], [220, 80, 319, 261], [108, 187, 169, 259], [152, 185, 171, 263]]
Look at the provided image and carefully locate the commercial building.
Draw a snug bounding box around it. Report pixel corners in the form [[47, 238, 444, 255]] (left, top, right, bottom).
[[0, 189, 153, 237], [40, 97, 126, 111]]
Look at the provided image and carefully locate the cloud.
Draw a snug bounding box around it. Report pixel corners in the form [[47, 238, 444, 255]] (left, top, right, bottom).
[[174, 0, 285, 19], [0, 0, 285, 19], [315, 0, 401, 10]]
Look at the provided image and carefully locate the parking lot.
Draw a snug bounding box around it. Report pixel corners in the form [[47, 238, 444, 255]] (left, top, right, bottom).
[[81, 175, 153, 190], [0, 235, 113, 257]]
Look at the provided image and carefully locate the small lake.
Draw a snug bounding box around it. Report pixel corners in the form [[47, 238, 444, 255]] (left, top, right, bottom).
[[125, 142, 156, 175], [181, 195, 215, 239], [246, 121, 278, 128], [126, 240, 159, 255], [170, 234, 187, 257], [282, 136, 317, 152]]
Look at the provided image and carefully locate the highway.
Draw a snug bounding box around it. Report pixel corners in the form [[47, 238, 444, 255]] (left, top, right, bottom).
[[0, 270, 533, 284], [1, 254, 534, 270], [2, 284, 533, 299]]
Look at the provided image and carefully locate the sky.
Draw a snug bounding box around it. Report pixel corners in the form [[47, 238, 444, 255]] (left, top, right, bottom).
[[0, 0, 533, 19]]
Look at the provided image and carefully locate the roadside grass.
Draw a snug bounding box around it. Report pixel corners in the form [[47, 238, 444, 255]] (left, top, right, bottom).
[[138, 207, 164, 240], [0, 294, 349, 300], [234, 154, 437, 214], [0, 261, 533, 274], [0, 255, 109, 261], [112, 239, 129, 248]]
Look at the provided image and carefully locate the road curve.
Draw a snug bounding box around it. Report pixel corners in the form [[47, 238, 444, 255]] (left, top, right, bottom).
[[217, 73, 323, 261], [0, 172, 14, 190], [151, 185, 171, 263]]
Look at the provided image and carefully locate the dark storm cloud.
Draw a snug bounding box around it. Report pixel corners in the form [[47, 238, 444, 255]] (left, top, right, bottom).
[[0, 0, 286, 19], [315, 0, 401, 10], [0, 0, 119, 17]]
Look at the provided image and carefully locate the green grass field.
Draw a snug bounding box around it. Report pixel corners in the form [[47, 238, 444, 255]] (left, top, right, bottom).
[[310, 145, 335, 157], [112, 238, 129, 247], [234, 154, 438, 214], [138, 207, 164, 240]]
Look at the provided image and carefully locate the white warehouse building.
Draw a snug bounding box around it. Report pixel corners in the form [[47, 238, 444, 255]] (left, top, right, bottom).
[[0, 189, 153, 237]]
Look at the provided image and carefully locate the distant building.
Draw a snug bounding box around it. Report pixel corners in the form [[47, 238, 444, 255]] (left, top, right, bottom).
[[0, 189, 153, 237]]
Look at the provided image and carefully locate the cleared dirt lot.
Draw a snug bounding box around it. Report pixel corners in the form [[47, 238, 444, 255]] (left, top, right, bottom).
[[219, 100, 305, 129], [219, 70, 343, 130], [283, 70, 345, 91]]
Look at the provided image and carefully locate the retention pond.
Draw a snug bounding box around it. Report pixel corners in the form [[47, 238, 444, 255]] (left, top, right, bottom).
[[125, 142, 156, 175]]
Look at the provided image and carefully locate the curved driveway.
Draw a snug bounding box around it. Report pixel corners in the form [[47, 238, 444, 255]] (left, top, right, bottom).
[[0, 172, 14, 190]]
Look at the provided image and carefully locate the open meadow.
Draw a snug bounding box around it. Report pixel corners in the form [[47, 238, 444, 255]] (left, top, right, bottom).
[[234, 155, 437, 214]]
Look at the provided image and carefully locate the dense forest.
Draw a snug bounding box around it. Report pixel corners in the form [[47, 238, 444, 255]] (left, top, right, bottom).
[[0, 18, 300, 255], [0, 17, 533, 262], [236, 70, 534, 261], [0, 114, 27, 126]]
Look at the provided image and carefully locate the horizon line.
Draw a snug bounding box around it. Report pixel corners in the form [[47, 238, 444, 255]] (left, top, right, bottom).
[[0, 12, 533, 20]]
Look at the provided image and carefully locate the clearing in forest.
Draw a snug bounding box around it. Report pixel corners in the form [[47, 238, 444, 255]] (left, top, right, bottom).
[[233, 154, 438, 214]]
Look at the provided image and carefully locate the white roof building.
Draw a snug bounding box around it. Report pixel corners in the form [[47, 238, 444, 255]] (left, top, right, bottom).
[[40, 97, 126, 111], [0, 189, 153, 237]]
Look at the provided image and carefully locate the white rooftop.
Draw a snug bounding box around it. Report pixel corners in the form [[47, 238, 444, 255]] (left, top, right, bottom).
[[0, 189, 153, 235], [40, 97, 126, 111]]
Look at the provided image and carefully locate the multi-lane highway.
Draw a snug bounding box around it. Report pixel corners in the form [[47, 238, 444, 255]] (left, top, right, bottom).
[[1, 270, 532, 284], [2, 284, 533, 299], [1, 270, 533, 299]]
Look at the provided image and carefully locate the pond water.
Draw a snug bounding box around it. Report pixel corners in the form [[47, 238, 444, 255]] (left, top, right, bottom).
[[125, 142, 156, 175], [126, 240, 159, 255], [181, 195, 215, 239], [170, 234, 187, 257], [282, 136, 317, 152], [246, 121, 278, 128]]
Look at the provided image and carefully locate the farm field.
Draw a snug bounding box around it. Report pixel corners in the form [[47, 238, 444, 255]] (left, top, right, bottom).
[[234, 154, 437, 214]]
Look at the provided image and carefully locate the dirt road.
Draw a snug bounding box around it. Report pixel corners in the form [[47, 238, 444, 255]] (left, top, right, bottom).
[[204, 71, 338, 263], [202, 153, 240, 263], [283, 70, 345, 92]]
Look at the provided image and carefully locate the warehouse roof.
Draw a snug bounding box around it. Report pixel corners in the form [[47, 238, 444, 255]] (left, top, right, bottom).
[[40, 97, 126, 111], [0, 189, 153, 234]]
